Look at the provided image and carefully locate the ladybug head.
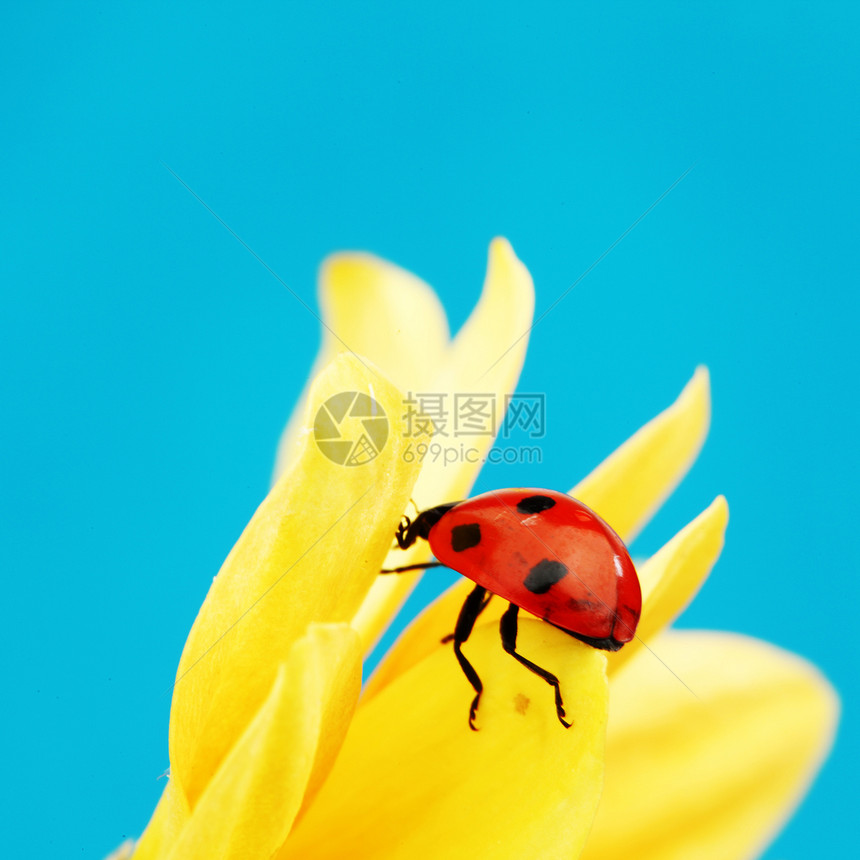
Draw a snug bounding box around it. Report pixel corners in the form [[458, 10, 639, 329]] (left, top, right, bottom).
[[395, 502, 460, 550]]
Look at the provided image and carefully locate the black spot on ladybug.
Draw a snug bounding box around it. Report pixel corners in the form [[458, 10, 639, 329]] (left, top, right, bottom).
[[450, 523, 481, 552], [566, 596, 601, 613], [513, 693, 530, 715], [523, 559, 569, 594], [516, 495, 556, 515]]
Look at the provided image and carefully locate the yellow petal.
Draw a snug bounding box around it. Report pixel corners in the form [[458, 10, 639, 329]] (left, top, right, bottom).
[[573, 366, 711, 543], [167, 354, 422, 810], [430, 237, 535, 399], [353, 238, 535, 651], [611, 496, 729, 674], [131, 780, 189, 860], [581, 630, 839, 860], [104, 840, 135, 860], [163, 624, 361, 860], [280, 620, 607, 860], [319, 253, 451, 392], [273, 254, 450, 478]]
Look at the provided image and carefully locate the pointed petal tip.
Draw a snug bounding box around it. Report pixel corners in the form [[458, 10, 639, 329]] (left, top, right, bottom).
[[489, 235, 514, 257], [611, 495, 730, 674], [480, 237, 535, 327], [319, 250, 394, 284], [315, 348, 376, 378], [572, 368, 715, 543], [818, 670, 841, 753], [317, 250, 446, 325], [488, 236, 530, 281], [711, 493, 729, 525], [692, 363, 711, 386], [696, 494, 729, 536], [684, 365, 712, 428], [104, 839, 135, 860]]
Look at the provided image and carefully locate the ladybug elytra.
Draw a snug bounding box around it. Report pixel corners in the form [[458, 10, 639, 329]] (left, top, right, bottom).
[[382, 489, 641, 729]]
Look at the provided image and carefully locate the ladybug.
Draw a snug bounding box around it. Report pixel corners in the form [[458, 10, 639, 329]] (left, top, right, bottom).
[[382, 489, 641, 729]]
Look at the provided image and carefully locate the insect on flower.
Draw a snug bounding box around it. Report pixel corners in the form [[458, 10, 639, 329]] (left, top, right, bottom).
[[383, 488, 642, 729]]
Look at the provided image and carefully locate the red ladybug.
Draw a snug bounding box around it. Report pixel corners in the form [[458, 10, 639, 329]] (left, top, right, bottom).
[[383, 489, 641, 729]]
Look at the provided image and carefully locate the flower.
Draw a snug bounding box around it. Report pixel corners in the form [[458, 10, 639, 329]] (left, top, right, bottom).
[[121, 240, 837, 860]]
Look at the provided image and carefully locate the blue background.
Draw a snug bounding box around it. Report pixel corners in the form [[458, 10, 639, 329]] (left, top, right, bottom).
[[2, 2, 856, 856]]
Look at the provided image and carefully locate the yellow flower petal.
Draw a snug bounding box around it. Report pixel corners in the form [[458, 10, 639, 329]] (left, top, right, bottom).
[[273, 254, 450, 477], [105, 840, 135, 860], [167, 354, 422, 810], [162, 624, 361, 860], [429, 237, 534, 399], [280, 621, 607, 860], [611, 495, 729, 674], [581, 630, 839, 860], [352, 238, 535, 650], [319, 253, 451, 392], [573, 366, 711, 543], [131, 781, 189, 860]]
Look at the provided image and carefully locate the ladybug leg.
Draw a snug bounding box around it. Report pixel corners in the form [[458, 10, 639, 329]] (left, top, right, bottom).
[[441, 589, 491, 643], [500, 603, 572, 728], [380, 562, 444, 574], [452, 585, 492, 731]]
